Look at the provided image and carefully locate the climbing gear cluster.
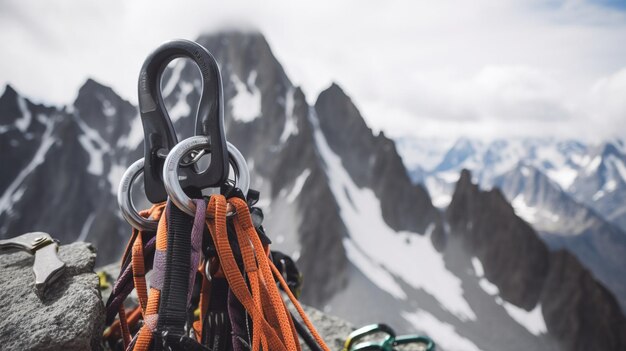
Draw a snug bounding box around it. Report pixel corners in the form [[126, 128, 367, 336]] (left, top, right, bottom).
[[103, 40, 328, 351], [343, 324, 435, 351]]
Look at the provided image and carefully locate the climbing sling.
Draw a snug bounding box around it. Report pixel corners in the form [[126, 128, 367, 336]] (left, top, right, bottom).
[[106, 194, 329, 350], [104, 39, 330, 351]]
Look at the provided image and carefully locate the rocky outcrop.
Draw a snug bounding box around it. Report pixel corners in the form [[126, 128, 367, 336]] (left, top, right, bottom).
[[447, 169, 626, 350], [0, 242, 104, 350], [0, 246, 354, 351]]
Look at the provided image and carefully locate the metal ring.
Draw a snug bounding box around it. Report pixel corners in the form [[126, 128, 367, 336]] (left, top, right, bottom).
[[163, 136, 250, 217], [117, 158, 159, 232]]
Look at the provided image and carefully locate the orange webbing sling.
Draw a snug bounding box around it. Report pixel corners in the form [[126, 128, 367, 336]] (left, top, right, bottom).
[[205, 195, 331, 351], [104, 204, 165, 349], [133, 204, 170, 351], [109, 195, 330, 351]]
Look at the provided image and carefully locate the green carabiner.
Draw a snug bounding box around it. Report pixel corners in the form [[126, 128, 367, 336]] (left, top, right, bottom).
[[394, 334, 436, 351], [342, 324, 396, 351], [343, 323, 436, 351]]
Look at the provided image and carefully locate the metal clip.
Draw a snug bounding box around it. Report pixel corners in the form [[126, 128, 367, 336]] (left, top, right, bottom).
[[0, 232, 66, 297]]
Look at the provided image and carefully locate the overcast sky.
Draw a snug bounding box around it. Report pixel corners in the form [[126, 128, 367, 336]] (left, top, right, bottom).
[[1, 0, 625, 142]]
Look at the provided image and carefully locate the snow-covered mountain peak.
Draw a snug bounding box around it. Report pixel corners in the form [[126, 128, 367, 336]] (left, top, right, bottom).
[[600, 140, 626, 160]]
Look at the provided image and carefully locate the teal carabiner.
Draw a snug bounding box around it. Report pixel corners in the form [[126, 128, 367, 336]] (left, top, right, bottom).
[[394, 334, 436, 351], [343, 323, 436, 351]]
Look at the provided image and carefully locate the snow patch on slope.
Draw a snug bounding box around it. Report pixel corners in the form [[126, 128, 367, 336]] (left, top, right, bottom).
[[119, 113, 143, 150], [343, 239, 407, 300], [101, 97, 116, 118], [546, 167, 578, 190], [230, 70, 262, 122], [402, 310, 482, 351], [612, 155, 626, 182], [311, 109, 476, 321], [108, 163, 127, 194], [471, 258, 500, 296], [501, 302, 546, 336], [77, 213, 96, 242], [472, 257, 547, 336], [0, 114, 55, 216], [75, 114, 111, 175], [585, 156, 602, 174], [593, 189, 606, 201], [279, 87, 298, 142], [285, 168, 311, 203], [511, 194, 559, 225], [512, 195, 538, 223], [162, 60, 186, 97], [169, 82, 194, 123], [425, 176, 455, 209], [15, 95, 32, 132]]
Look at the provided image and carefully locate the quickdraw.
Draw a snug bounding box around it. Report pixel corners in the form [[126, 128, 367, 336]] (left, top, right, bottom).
[[103, 39, 330, 351]]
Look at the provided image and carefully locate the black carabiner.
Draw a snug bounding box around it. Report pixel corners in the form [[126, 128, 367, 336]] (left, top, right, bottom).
[[138, 39, 228, 203]]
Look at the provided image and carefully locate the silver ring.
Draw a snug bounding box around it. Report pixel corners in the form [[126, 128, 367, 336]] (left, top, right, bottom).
[[163, 136, 250, 217], [117, 158, 159, 232], [204, 259, 212, 283]]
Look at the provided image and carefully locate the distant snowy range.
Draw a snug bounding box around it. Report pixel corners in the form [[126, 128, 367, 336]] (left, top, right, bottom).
[[1, 31, 625, 350], [396, 137, 626, 224], [396, 137, 626, 306]]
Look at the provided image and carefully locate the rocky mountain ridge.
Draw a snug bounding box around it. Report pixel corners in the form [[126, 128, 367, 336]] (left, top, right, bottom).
[[398, 136, 626, 312], [447, 170, 626, 350]]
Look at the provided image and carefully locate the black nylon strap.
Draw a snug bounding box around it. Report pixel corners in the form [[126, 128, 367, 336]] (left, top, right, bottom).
[[164, 334, 212, 351], [291, 311, 324, 351], [203, 278, 232, 350], [155, 202, 194, 349]]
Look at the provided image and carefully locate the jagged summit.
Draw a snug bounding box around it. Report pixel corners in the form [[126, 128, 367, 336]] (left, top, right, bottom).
[[600, 140, 625, 158], [0, 84, 18, 101], [458, 168, 473, 187], [0, 83, 56, 127], [196, 30, 290, 88], [315, 81, 375, 158], [75, 78, 131, 104], [0, 84, 21, 125], [196, 29, 269, 49], [322, 82, 346, 96], [73, 77, 137, 143]]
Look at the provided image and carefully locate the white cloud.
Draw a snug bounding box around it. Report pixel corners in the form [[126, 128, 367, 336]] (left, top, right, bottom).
[[586, 68, 626, 137], [0, 0, 625, 141]]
